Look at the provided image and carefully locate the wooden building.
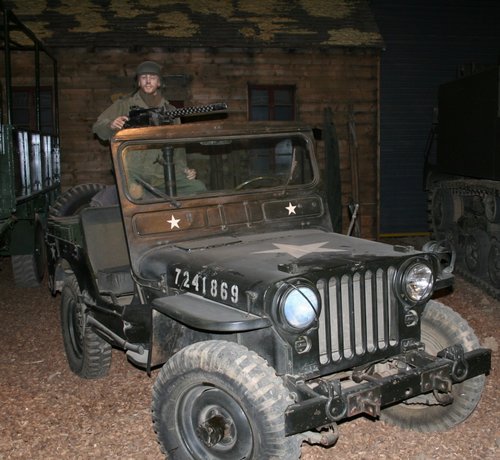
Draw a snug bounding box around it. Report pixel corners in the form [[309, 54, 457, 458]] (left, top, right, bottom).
[[5, 0, 384, 239]]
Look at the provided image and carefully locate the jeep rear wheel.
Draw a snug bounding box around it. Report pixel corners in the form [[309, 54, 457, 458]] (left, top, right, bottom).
[[381, 300, 485, 432], [152, 340, 301, 460], [60, 275, 112, 379]]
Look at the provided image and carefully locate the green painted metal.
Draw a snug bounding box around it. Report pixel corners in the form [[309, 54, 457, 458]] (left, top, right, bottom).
[[0, 125, 15, 220], [0, 5, 61, 261]]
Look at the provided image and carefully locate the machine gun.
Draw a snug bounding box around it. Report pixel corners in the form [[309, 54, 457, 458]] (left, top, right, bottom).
[[123, 102, 227, 128]]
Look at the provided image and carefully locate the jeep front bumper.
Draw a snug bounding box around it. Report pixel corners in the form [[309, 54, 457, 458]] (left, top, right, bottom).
[[284, 345, 491, 435]]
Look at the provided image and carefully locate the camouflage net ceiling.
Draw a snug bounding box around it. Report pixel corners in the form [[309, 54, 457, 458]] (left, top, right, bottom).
[[4, 0, 383, 49]]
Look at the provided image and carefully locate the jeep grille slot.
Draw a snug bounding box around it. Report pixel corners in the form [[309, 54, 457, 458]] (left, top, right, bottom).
[[317, 267, 398, 364]]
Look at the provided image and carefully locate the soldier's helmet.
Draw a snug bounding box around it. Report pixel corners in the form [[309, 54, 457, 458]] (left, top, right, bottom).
[[136, 61, 161, 76]]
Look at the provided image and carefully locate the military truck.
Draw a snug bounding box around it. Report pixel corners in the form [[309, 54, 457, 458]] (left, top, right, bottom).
[[46, 106, 491, 459], [428, 65, 500, 299], [0, 6, 61, 287]]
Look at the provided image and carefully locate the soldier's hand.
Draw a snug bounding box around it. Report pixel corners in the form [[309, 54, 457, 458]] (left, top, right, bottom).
[[111, 115, 129, 130], [184, 168, 197, 180]]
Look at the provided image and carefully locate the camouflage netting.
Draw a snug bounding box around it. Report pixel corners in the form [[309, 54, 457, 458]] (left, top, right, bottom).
[[4, 0, 384, 49]]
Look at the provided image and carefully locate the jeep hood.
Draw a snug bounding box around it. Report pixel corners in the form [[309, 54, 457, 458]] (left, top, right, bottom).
[[138, 229, 420, 295]]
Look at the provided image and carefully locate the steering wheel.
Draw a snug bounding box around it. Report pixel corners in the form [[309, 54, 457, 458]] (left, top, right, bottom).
[[235, 176, 281, 190]]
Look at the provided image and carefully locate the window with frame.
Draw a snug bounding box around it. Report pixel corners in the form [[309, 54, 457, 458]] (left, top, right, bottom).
[[12, 87, 54, 134], [248, 85, 295, 121], [120, 133, 314, 202]]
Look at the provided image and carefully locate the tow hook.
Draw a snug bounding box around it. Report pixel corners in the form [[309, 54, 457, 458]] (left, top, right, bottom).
[[438, 344, 469, 382], [301, 423, 339, 447], [431, 372, 454, 404]]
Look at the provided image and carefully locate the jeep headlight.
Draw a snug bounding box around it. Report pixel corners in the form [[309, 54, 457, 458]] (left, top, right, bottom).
[[280, 284, 320, 330], [403, 262, 434, 302]]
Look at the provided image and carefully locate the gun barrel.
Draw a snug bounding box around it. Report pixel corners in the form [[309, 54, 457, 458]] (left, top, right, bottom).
[[171, 102, 227, 117]]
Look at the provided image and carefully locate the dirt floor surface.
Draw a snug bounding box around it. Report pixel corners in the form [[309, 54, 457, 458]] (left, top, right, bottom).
[[0, 254, 498, 460]]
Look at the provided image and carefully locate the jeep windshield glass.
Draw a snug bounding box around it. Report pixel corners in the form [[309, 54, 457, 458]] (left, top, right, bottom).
[[120, 134, 314, 203]]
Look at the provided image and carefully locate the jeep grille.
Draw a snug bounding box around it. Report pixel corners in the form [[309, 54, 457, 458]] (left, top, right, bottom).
[[317, 267, 399, 365]]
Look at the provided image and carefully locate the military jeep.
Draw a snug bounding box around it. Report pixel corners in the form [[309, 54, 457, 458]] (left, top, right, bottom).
[[46, 111, 491, 459]]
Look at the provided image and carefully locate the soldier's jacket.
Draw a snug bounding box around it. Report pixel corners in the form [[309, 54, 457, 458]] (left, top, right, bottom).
[[93, 92, 204, 193]]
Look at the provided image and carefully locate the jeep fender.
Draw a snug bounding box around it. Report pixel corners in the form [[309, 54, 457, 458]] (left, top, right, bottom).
[[150, 293, 271, 368]]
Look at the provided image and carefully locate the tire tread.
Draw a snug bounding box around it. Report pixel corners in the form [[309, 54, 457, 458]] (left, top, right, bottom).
[[381, 299, 485, 432], [61, 275, 112, 379], [11, 254, 41, 288], [50, 183, 105, 217], [151, 340, 301, 459]]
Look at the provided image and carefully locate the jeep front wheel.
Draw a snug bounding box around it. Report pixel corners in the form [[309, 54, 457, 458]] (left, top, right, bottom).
[[60, 275, 112, 379], [381, 300, 485, 431], [152, 340, 301, 460]]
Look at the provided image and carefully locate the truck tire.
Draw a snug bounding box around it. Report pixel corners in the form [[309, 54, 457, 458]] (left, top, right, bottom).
[[60, 275, 112, 379], [381, 300, 485, 432], [152, 340, 301, 460], [50, 183, 105, 217], [11, 221, 46, 288]]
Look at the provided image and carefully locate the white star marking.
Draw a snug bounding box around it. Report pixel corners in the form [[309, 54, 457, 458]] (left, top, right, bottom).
[[286, 202, 297, 215], [167, 214, 180, 229], [253, 242, 346, 258]]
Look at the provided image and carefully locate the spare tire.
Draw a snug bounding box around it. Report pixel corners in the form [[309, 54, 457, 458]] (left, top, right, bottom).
[[50, 183, 105, 217]]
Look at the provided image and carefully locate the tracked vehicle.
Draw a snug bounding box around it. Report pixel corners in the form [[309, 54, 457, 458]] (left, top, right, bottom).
[[428, 65, 500, 299]]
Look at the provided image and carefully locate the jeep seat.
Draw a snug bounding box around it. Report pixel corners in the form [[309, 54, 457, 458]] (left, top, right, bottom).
[[80, 206, 134, 296]]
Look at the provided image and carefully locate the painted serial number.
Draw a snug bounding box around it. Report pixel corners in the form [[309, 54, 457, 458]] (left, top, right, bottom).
[[173, 268, 239, 304]]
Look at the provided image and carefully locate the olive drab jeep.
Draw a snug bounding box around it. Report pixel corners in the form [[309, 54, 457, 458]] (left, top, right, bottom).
[[46, 105, 491, 459]]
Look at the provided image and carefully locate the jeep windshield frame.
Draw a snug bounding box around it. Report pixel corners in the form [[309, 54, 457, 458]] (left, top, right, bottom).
[[117, 131, 316, 204]]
